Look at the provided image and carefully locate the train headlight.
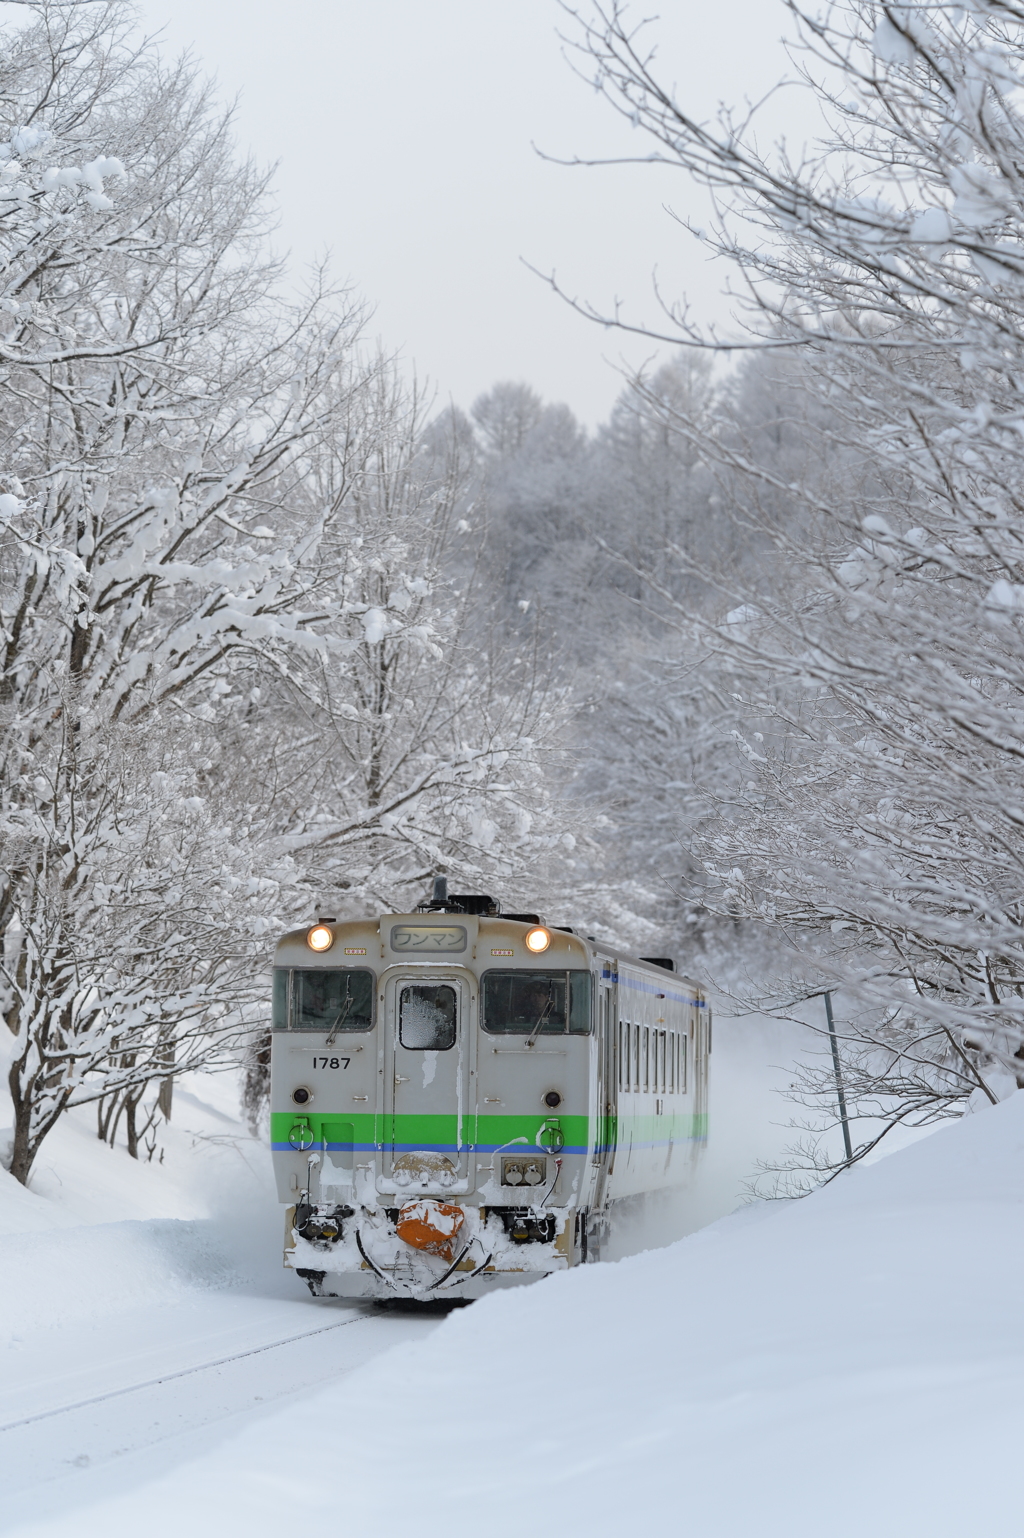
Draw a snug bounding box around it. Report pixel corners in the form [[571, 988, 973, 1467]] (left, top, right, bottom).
[[307, 924, 334, 952], [525, 927, 550, 952]]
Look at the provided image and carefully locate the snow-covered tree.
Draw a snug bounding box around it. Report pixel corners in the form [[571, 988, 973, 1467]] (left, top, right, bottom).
[[453, 361, 771, 953], [237, 363, 578, 920], [0, 1, 374, 1182], [562, 1, 1024, 1164]]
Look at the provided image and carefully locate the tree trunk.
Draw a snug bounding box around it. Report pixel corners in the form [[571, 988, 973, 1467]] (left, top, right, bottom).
[[125, 1091, 142, 1160], [156, 1035, 174, 1122], [6, 1113, 35, 1186], [7, 1058, 62, 1185]]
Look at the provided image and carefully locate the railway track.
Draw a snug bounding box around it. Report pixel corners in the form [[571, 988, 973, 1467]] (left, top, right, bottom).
[[0, 1311, 372, 1436]]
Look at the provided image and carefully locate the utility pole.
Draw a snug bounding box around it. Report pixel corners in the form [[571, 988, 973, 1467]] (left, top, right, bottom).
[[824, 990, 853, 1164]]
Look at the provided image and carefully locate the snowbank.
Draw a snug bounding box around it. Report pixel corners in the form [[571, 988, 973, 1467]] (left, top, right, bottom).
[[0, 1071, 261, 1235], [0, 1219, 238, 1350], [0, 1074, 276, 1346], [12, 1089, 1024, 1538]]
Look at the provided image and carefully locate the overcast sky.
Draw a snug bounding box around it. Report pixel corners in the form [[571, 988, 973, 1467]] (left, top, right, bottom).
[[134, 1, 805, 428]]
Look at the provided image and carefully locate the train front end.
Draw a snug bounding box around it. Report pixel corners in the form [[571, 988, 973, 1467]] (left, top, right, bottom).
[[270, 905, 596, 1301]]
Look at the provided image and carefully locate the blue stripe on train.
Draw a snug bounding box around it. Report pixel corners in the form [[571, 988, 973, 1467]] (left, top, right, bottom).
[[272, 1141, 592, 1155], [601, 967, 706, 1007]]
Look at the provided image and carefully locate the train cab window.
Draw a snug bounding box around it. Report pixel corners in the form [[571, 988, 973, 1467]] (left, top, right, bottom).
[[400, 984, 457, 1049], [482, 971, 593, 1035], [283, 968, 375, 1031]]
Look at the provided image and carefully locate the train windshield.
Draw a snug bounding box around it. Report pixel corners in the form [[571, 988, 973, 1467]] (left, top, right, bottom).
[[481, 971, 592, 1035], [273, 968, 375, 1031]]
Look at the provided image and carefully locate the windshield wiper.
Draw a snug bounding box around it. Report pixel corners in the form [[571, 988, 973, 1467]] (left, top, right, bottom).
[[325, 995, 354, 1046], [525, 994, 556, 1050]]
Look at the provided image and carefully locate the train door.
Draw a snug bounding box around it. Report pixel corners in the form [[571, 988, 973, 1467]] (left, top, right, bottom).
[[591, 972, 618, 1211], [694, 990, 710, 1138], [382, 972, 471, 1189], [690, 994, 710, 1139]]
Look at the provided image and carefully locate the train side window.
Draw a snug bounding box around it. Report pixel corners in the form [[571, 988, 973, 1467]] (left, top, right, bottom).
[[680, 1032, 688, 1093], [619, 1020, 629, 1090], [632, 1023, 639, 1088], [659, 1031, 667, 1092], [642, 1026, 649, 1091], [670, 1032, 676, 1093]]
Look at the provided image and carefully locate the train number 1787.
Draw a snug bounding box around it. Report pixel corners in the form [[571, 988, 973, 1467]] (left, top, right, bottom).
[[313, 1056, 350, 1070]]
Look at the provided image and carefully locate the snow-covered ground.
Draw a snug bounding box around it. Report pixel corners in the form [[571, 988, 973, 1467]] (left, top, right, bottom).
[[8, 1007, 1015, 1536], [0, 1069, 441, 1530]]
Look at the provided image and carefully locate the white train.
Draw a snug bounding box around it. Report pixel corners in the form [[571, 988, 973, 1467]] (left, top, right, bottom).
[[271, 881, 710, 1300]]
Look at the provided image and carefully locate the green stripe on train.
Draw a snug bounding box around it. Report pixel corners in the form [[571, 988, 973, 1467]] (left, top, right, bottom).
[[270, 1110, 707, 1148], [270, 1111, 591, 1147]]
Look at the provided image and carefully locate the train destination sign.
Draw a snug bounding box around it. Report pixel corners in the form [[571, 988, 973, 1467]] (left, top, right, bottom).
[[389, 924, 468, 953]]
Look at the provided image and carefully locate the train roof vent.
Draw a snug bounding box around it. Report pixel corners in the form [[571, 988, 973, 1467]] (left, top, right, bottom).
[[640, 956, 675, 972], [502, 912, 541, 925], [552, 925, 576, 934], [448, 894, 500, 916]]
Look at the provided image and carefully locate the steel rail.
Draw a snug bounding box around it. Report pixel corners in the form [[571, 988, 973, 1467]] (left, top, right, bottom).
[[0, 1311, 372, 1435]]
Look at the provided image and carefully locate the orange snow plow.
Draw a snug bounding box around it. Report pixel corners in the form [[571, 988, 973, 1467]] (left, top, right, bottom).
[[395, 1199, 465, 1261]]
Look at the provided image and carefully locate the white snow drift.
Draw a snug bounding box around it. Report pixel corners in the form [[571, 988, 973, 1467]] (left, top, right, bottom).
[[9, 1091, 1024, 1538]]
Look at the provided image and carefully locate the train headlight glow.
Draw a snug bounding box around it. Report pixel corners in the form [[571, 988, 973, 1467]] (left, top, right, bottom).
[[525, 927, 550, 952], [307, 924, 334, 952]]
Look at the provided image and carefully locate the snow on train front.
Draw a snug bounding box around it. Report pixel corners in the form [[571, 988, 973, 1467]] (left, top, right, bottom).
[[270, 893, 596, 1300]]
